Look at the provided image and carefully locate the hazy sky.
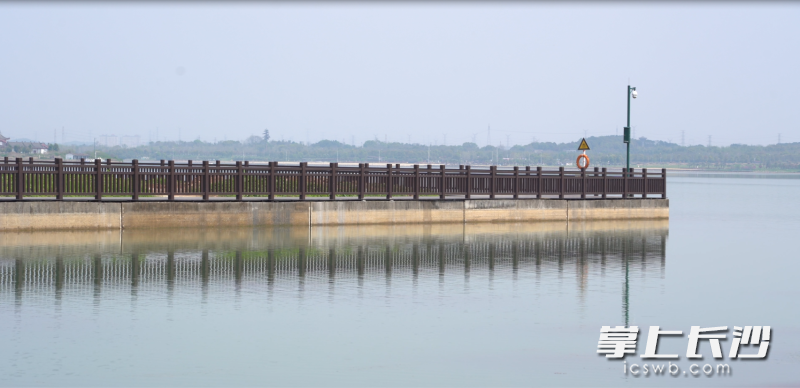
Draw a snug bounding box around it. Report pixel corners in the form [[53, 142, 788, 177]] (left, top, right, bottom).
[[1, 2, 798, 147]]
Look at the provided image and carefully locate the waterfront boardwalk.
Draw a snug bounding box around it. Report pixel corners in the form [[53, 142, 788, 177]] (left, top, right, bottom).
[[0, 159, 668, 231]]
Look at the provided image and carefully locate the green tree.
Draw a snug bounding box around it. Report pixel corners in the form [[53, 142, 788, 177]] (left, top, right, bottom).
[[245, 135, 262, 145]]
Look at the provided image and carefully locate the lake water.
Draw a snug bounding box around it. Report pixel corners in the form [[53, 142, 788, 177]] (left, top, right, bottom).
[[1, 174, 798, 387]]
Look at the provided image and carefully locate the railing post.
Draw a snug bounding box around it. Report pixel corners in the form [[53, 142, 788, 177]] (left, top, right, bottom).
[[330, 162, 337, 200], [439, 164, 446, 200], [602, 167, 607, 199], [490, 165, 496, 199], [413, 164, 420, 200], [536, 166, 542, 199], [160, 159, 165, 188], [269, 162, 276, 201], [188, 159, 194, 194], [168, 160, 175, 201], [202, 160, 209, 201], [465, 165, 471, 199], [95, 158, 103, 201], [558, 167, 564, 199], [16, 157, 23, 200], [662, 168, 667, 199], [243, 161, 249, 200], [513, 166, 519, 199], [525, 166, 530, 197], [298, 162, 306, 200], [581, 167, 586, 199], [593, 167, 599, 197], [55, 158, 63, 200], [160, 159, 165, 198], [236, 161, 243, 201], [642, 168, 648, 198], [386, 163, 392, 200], [132, 159, 140, 201], [358, 163, 365, 200], [426, 164, 433, 198], [80, 158, 85, 197], [459, 165, 464, 196], [106, 159, 112, 197], [623, 167, 629, 199], [426, 163, 432, 198], [396, 163, 402, 198]]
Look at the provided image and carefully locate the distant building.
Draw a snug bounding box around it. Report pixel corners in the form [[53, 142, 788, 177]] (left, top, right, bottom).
[[121, 135, 140, 148], [0, 131, 8, 146], [96, 134, 140, 148], [32, 143, 48, 154], [8, 141, 48, 154], [65, 153, 89, 160], [97, 135, 119, 147]]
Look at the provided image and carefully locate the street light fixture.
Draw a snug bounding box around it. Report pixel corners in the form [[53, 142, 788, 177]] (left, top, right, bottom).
[[622, 84, 636, 320], [624, 85, 637, 175]]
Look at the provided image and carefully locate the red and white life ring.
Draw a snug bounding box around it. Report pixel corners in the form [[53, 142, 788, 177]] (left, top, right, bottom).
[[576, 154, 590, 169]]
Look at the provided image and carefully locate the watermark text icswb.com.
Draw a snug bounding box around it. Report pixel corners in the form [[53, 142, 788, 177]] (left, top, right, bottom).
[[597, 325, 771, 377], [622, 361, 730, 377]]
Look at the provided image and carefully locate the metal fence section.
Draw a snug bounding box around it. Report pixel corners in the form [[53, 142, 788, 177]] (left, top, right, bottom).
[[0, 157, 666, 201]]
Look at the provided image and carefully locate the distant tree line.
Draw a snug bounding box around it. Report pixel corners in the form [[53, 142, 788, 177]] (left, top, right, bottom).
[[24, 135, 800, 172], [0, 142, 58, 154]]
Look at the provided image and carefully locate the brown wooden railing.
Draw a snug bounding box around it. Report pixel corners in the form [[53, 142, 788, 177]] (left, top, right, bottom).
[[0, 157, 666, 201]]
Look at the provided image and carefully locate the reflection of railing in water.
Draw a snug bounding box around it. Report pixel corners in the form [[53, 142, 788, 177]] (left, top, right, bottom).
[[0, 231, 666, 295]]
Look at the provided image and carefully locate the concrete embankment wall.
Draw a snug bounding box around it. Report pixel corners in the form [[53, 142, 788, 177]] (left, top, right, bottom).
[[0, 202, 122, 231], [0, 199, 668, 231]]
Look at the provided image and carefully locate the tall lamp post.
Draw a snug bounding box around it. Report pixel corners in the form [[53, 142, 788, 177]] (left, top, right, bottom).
[[624, 85, 637, 174]]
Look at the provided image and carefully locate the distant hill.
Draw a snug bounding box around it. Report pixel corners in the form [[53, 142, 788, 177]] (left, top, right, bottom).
[[12, 135, 798, 172]]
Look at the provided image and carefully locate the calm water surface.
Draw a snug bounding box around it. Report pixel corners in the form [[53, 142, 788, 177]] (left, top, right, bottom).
[[1, 174, 798, 387]]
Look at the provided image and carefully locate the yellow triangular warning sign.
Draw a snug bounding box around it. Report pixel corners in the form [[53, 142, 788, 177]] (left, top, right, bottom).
[[578, 138, 590, 151]]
